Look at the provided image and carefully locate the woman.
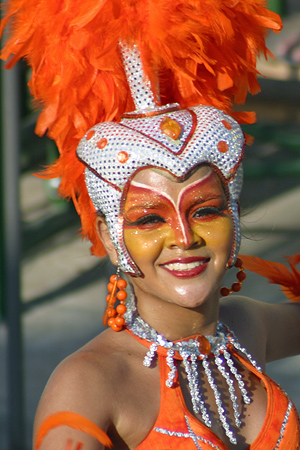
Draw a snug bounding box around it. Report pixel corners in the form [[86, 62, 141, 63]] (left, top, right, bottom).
[[32, 99, 300, 450], [33, 163, 300, 450], [1, 0, 299, 449]]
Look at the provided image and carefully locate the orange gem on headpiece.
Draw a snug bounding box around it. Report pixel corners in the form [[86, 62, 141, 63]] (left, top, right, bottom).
[[117, 151, 129, 164], [218, 141, 229, 153], [86, 130, 95, 140], [160, 117, 182, 140], [222, 120, 232, 130], [97, 138, 108, 149]]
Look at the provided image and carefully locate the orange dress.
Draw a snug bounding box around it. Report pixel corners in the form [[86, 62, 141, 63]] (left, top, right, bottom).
[[35, 333, 300, 450], [134, 351, 300, 450]]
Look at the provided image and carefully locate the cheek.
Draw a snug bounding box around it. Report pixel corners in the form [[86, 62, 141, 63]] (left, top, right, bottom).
[[193, 217, 234, 252], [124, 227, 167, 262]]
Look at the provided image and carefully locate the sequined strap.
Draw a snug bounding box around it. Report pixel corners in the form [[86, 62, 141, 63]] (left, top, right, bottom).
[[125, 328, 215, 361]]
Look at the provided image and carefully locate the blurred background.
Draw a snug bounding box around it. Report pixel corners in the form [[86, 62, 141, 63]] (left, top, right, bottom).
[[1, 0, 300, 449]]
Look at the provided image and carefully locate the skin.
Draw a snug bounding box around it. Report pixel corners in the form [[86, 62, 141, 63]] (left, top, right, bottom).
[[33, 166, 300, 450]]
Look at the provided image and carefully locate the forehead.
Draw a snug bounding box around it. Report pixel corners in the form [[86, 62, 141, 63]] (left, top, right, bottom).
[[126, 165, 225, 202]]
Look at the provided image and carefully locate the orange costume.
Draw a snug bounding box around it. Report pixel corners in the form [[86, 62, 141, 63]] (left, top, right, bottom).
[[131, 333, 300, 450], [35, 325, 300, 450]]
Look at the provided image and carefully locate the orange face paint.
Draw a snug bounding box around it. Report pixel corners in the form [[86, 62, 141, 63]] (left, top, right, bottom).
[[124, 169, 231, 251], [122, 166, 234, 310]]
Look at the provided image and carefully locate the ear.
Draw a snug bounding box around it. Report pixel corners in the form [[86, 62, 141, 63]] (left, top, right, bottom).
[[96, 217, 118, 266]]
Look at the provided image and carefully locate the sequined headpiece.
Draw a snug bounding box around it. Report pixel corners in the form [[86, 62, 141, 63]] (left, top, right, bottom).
[[1, 0, 282, 274], [77, 45, 245, 273]]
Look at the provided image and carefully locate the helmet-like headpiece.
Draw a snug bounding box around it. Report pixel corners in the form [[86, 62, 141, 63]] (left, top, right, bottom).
[[77, 45, 245, 273], [1, 0, 282, 274]]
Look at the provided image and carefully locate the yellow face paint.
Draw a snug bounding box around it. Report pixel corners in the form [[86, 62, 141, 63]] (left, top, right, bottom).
[[123, 166, 234, 309]]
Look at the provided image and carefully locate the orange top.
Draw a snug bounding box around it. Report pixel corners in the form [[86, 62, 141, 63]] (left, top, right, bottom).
[[35, 336, 300, 450], [133, 350, 300, 450]]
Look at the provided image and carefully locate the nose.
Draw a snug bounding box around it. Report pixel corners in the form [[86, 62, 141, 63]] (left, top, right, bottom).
[[165, 219, 203, 249]]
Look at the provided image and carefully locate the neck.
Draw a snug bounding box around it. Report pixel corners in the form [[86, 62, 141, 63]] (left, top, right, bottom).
[[130, 289, 220, 341]]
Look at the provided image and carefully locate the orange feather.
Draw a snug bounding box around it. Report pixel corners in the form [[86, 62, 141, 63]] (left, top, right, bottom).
[[240, 254, 300, 302], [1, 0, 282, 256]]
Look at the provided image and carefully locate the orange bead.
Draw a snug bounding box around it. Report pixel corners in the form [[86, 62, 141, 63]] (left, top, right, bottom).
[[110, 274, 118, 283], [115, 316, 125, 326], [231, 282, 242, 292], [107, 308, 116, 318], [111, 323, 122, 332], [107, 282, 114, 293], [107, 318, 115, 327], [117, 279, 127, 289], [198, 336, 211, 355], [116, 304, 127, 315], [235, 258, 243, 268], [220, 287, 230, 297], [106, 295, 116, 304], [117, 290, 127, 301], [237, 271, 246, 281]]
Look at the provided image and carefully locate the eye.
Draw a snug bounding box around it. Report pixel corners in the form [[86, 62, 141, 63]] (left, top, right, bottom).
[[192, 204, 227, 220], [124, 214, 166, 229]]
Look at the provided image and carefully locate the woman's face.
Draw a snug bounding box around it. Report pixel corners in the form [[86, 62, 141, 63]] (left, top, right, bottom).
[[123, 165, 234, 309]]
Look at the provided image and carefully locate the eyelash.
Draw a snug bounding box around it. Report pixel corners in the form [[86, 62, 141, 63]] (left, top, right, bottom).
[[125, 202, 227, 228], [192, 204, 227, 219], [125, 214, 166, 227]]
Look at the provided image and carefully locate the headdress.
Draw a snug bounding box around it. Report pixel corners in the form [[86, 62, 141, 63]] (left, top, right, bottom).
[[1, 0, 282, 274]]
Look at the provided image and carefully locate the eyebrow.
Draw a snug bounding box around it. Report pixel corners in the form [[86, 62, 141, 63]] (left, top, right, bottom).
[[125, 192, 225, 215], [125, 201, 170, 213]]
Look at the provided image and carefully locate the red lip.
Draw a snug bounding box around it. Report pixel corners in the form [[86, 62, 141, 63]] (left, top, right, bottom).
[[160, 257, 209, 279], [161, 257, 208, 265]]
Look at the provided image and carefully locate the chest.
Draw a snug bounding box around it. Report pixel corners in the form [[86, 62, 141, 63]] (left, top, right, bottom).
[[112, 354, 270, 450]]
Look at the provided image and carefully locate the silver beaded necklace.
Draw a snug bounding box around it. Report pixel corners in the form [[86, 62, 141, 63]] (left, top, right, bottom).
[[125, 295, 262, 445]]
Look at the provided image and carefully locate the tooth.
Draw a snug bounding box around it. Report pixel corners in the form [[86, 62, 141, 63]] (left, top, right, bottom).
[[164, 261, 203, 271]]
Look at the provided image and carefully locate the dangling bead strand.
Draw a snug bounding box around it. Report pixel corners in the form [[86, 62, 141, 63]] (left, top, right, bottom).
[[220, 257, 247, 297], [104, 272, 127, 331]]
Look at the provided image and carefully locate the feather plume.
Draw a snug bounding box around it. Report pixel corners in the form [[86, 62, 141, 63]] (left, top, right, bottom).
[[240, 254, 300, 302], [1, 0, 282, 255]]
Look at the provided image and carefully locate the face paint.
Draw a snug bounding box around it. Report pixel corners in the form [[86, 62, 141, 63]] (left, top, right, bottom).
[[123, 166, 234, 309]]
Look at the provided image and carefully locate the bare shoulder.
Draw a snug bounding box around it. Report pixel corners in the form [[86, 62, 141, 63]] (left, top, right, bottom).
[[220, 295, 300, 365], [33, 329, 142, 449], [219, 296, 267, 366]]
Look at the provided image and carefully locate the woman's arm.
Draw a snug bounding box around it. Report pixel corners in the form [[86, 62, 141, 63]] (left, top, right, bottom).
[[220, 296, 300, 366], [260, 301, 300, 362], [33, 351, 114, 450]]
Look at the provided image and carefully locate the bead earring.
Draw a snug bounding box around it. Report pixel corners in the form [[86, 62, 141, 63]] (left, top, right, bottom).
[[220, 257, 247, 297], [103, 268, 127, 332]]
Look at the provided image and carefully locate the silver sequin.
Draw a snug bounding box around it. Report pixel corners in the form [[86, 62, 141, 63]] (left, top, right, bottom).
[[126, 299, 262, 445], [154, 416, 222, 450]]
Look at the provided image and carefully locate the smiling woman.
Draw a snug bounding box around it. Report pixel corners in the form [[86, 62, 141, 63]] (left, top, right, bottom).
[[1, 0, 300, 449]]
